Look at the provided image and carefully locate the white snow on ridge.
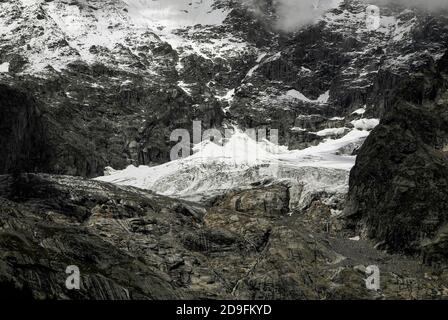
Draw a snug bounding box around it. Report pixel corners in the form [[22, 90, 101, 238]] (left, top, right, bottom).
[[317, 90, 330, 103], [244, 53, 272, 78], [96, 129, 286, 196], [280, 129, 370, 170], [351, 118, 379, 131], [122, 0, 251, 66], [177, 81, 193, 95], [0, 62, 9, 73], [315, 127, 348, 137], [352, 107, 366, 115], [2, 0, 242, 75], [217, 88, 235, 102], [285, 89, 312, 102], [19, 0, 36, 5], [123, 0, 230, 29]]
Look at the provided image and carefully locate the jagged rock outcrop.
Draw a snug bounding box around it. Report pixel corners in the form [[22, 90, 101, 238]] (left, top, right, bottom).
[[214, 184, 290, 215], [345, 45, 448, 259], [346, 100, 448, 256], [0, 84, 50, 174]]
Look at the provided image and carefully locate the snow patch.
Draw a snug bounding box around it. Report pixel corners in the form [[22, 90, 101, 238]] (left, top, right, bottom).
[[352, 107, 366, 115], [0, 62, 9, 73], [317, 90, 330, 103], [315, 127, 348, 137], [351, 119, 379, 131], [217, 89, 235, 105], [178, 81, 193, 95], [284, 89, 330, 104]]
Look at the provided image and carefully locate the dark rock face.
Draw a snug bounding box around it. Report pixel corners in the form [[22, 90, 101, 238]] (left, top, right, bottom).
[[0, 84, 50, 174], [346, 100, 448, 256], [0, 174, 327, 299], [0, 73, 225, 178], [214, 185, 290, 215], [228, 0, 448, 149], [0, 174, 185, 300], [2, 173, 447, 300], [4, 173, 448, 300], [345, 49, 448, 259]]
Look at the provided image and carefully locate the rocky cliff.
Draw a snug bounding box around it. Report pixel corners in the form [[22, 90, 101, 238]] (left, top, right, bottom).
[[0, 84, 50, 174], [346, 52, 448, 260]]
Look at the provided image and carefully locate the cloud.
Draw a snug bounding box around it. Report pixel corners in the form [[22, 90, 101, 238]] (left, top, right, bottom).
[[370, 0, 448, 10], [275, 0, 338, 32], [239, 0, 343, 32], [242, 0, 448, 32]]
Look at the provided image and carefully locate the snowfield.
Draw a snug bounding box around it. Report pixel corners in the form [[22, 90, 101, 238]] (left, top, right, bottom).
[[0, 62, 9, 73]]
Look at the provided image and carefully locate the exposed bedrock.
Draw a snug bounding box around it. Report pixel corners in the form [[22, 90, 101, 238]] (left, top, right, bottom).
[[0, 174, 366, 299], [345, 99, 448, 260], [0, 84, 50, 174], [345, 50, 448, 261], [2, 173, 448, 299]]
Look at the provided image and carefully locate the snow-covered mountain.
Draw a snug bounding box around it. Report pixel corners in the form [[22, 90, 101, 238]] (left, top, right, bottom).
[[2, 0, 448, 301], [2, 0, 446, 206], [86, 0, 443, 211]]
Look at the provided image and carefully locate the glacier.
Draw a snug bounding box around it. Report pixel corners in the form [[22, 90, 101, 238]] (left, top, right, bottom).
[[96, 126, 377, 211]]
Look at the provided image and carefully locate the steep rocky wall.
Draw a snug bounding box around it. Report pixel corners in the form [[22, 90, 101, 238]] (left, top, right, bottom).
[[0, 84, 50, 174], [345, 53, 448, 258], [345, 100, 448, 254], [0, 71, 225, 178]]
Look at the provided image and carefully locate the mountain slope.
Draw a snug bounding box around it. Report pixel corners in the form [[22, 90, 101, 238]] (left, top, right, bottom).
[[345, 52, 448, 258], [2, 173, 448, 299], [1, 0, 448, 300]]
